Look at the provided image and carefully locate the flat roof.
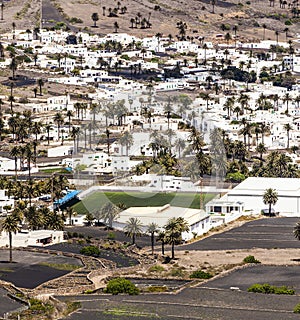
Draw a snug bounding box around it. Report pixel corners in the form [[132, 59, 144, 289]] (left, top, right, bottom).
[[116, 205, 209, 227], [228, 177, 300, 196]]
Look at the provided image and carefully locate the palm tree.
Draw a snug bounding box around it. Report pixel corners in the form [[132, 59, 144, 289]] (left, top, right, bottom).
[[114, 21, 119, 33], [91, 12, 99, 27], [262, 24, 267, 40], [119, 131, 133, 156], [1, 214, 21, 262], [98, 202, 120, 228], [65, 206, 76, 225], [66, 110, 73, 132], [165, 217, 189, 259], [263, 188, 278, 217], [124, 217, 143, 245], [71, 126, 80, 154], [157, 231, 166, 255], [37, 78, 44, 95], [256, 143, 266, 163], [174, 138, 186, 158], [283, 93, 292, 115], [9, 56, 18, 80], [53, 112, 64, 141], [147, 222, 159, 255], [9, 145, 20, 181], [284, 123, 292, 149]]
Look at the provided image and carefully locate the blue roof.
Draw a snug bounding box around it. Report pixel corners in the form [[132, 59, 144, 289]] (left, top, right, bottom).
[[54, 190, 81, 206]]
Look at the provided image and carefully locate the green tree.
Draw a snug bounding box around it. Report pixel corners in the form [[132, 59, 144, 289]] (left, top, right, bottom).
[[119, 131, 133, 156], [91, 12, 99, 27], [263, 188, 278, 217], [147, 222, 159, 255], [37, 78, 44, 96], [124, 217, 142, 245], [283, 123, 292, 149], [1, 214, 21, 262], [53, 112, 64, 141], [157, 231, 166, 255], [165, 217, 189, 259]]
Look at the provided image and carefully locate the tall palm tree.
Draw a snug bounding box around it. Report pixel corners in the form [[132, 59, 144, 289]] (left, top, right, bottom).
[[119, 131, 133, 156], [283, 93, 291, 115], [124, 217, 143, 245], [147, 222, 159, 255], [1, 214, 21, 262], [157, 231, 166, 255], [263, 188, 278, 217], [70, 126, 80, 154], [91, 12, 99, 27], [283, 123, 292, 149], [9, 145, 20, 181], [53, 112, 64, 141], [165, 217, 189, 259], [37, 78, 44, 96]]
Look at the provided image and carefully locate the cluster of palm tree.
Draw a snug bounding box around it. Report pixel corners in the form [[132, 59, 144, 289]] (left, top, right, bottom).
[[130, 12, 151, 29], [252, 151, 298, 178], [154, 217, 189, 259]]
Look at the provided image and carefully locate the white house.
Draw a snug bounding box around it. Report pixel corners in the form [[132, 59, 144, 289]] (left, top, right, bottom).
[[0, 190, 14, 214], [113, 204, 211, 241], [0, 230, 65, 247], [147, 175, 197, 192], [222, 177, 300, 216]]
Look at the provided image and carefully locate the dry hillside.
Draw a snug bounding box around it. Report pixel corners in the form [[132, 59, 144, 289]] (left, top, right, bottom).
[[0, 0, 299, 42]]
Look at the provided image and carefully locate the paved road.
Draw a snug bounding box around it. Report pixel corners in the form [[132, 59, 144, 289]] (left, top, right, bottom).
[[180, 217, 300, 251]]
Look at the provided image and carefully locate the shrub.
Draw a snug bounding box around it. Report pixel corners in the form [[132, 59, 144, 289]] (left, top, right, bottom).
[[146, 286, 167, 292], [169, 268, 185, 277], [293, 303, 300, 313], [285, 20, 292, 25], [80, 246, 100, 256], [104, 278, 139, 295], [248, 283, 295, 295], [148, 265, 165, 273], [190, 270, 213, 279], [107, 232, 116, 240], [243, 255, 261, 264]]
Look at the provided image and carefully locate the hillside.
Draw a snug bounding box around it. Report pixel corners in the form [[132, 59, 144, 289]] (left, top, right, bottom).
[[0, 0, 299, 43]]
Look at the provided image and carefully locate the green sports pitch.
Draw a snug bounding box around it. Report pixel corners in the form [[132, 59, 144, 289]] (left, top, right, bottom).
[[73, 191, 216, 214]]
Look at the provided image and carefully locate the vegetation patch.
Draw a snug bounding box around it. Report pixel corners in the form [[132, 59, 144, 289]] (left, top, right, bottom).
[[39, 262, 81, 271], [189, 270, 213, 279], [248, 283, 295, 295], [243, 255, 261, 264], [148, 265, 166, 273], [293, 303, 300, 313], [104, 277, 140, 295], [80, 245, 100, 256]]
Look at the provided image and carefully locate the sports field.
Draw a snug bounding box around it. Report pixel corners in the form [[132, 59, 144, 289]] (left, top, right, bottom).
[[73, 192, 216, 214]]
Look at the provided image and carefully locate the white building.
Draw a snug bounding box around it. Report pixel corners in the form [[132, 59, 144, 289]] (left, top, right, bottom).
[[0, 190, 14, 214], [147, 175, 197, 192], [222, 177, 300, 216], [0, 230, 65, 247], [113, 204, 211, 241]]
